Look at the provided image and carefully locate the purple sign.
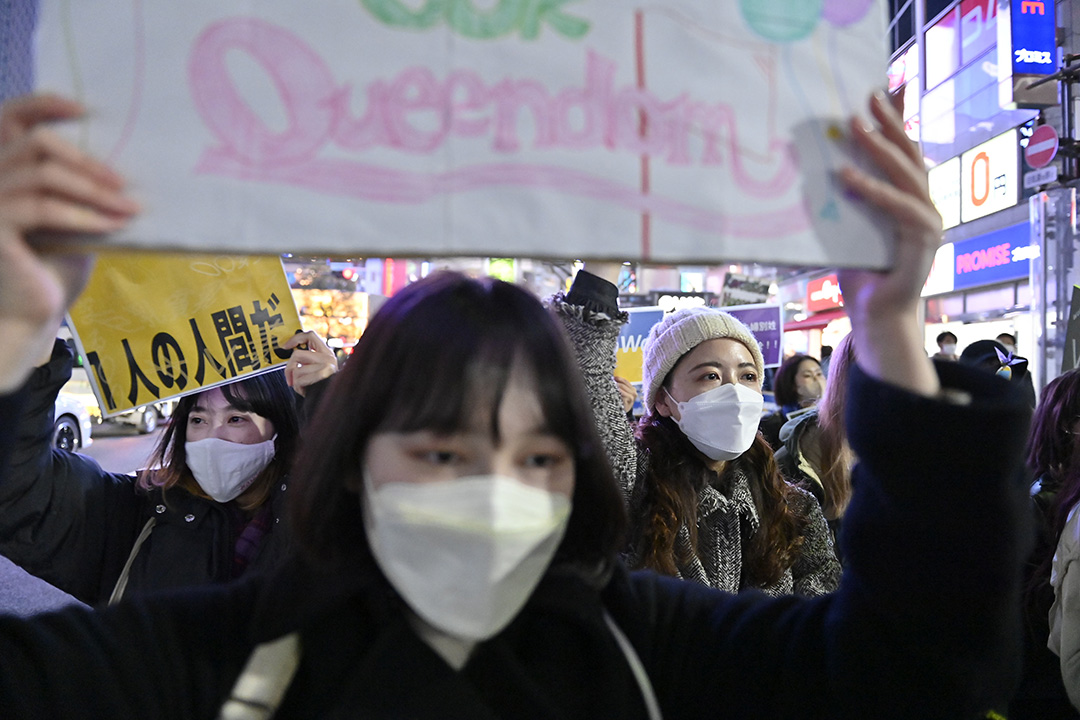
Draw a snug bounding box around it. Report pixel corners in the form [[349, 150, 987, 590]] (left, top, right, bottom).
[[726, 304, 783, 368]]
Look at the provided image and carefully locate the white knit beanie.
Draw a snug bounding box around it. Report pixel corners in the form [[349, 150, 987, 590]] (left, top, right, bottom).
[[642, 307, 765, 413]]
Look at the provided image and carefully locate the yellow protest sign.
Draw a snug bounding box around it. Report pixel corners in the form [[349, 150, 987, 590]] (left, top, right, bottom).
[[67, 252, 302, 417], [615, 307, 665, 385]]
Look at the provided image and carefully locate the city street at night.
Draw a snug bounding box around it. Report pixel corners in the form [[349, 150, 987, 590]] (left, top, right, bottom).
[[82, 422, 166, 476]]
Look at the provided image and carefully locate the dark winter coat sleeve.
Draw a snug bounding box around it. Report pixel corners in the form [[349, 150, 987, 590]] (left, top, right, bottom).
[[0, 340, 143, 604], [0, 578, 259, 718], [0, 356, 1033, 719], [0, 386, 28, 488], [606, 360, 1033, 719]]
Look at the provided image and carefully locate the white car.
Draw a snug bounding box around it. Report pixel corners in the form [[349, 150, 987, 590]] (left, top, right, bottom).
[[62, 365, 173, 434], [53, 392, 94, 451]]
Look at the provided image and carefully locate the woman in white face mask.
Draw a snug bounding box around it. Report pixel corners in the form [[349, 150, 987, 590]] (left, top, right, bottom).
[[0, 89, 1039, 719], [0, 94, 341, 608], [552, 280, 840, 597], [759, 353, 826, 451], [0, 273, 331, 606]]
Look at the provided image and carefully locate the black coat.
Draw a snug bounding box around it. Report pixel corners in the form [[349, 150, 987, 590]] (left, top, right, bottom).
[[0, 360, 1034, 719], [0, 341, 291, 606]]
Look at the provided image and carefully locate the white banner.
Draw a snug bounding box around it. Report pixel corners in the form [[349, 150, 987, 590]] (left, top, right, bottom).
[[36, 1, 892, 266]]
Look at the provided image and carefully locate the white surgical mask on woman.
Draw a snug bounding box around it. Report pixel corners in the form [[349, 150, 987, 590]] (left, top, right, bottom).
[[666, 384, 764, 461], [363, 471, 571, 641], [185, 436, 276, 502]]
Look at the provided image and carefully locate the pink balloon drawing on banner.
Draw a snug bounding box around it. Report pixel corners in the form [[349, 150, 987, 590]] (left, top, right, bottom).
[[823, 0, 875, 27]]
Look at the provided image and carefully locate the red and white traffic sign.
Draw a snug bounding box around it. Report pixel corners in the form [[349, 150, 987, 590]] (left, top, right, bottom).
[[1026, 124, 1059, 169]]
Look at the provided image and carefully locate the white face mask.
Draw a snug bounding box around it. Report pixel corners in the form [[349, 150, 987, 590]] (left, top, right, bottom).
[[796, 379, 824, 404], [185, 436, 276, 503], [941, 343, 957, 355], [667, 383, 764, 461], [363, 472, 571, 641]]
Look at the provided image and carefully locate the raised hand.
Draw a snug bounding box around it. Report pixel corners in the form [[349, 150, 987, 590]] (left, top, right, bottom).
[[282, 330, 339, 396], [0, 93, 139, 392], [614, 375, 638, 414], [837, 89, 943, 398]]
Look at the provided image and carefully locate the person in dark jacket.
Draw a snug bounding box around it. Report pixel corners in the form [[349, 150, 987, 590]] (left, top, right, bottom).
[[1009, 369, 1080, 718], [0, 89, 1035, 719], [759, 353, 825, 450], [2, 344, 300, 605], [0, 95, 338, 607], [774, 333, 858, 551]]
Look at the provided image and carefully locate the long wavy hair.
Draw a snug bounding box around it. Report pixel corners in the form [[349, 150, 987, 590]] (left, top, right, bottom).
[[1025, 370, 1080, 598], [633, 384, 806, 588], [137, 370, 299, 513], [814, 333, 857, 521]]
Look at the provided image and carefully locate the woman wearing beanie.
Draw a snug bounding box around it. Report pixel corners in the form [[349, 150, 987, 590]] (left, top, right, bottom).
[[551, 270, 840, 597]]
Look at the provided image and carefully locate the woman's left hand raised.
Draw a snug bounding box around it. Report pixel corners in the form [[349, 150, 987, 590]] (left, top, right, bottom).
[[282, 330, 339, 397], [837, 88, 943, 398]]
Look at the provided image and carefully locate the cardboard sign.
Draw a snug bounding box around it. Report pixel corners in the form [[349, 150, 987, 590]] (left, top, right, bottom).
[[67, 252, 302, 417], [614, 306, 664, 417], [35, 1, 893, 267], [720, 272, 771, 307], [615, 306, 665, 385], [726, 303, 783, 368]]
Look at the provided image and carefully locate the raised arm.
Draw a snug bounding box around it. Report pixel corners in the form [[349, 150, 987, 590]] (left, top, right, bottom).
[[547, 265, 640, 499], [835, 90, 941, 397], [829, 89, 1030, 714], [0, 94, 137, 394], [0, 94, 142, 603], [620, 88, 1032, 718]]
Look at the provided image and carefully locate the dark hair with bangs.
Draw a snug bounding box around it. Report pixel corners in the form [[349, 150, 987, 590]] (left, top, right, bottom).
[[1024, 369, 1080, 619], [1028, 369, 1080, 485], [289, 271, 627, 577], [138, 369, 300, 512], [772, 354, 821, 408]]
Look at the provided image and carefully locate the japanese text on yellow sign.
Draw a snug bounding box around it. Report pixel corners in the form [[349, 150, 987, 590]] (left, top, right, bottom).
[[67, 252, 302, 417]]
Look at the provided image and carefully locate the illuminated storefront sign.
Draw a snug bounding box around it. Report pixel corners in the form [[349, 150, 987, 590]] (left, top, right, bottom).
[[926, 8, 960, 90], [952, 221, 1034, 290], [928, 156, 961, 229], [960, 0, 997, 65], [806, 274, 844, 312], [960, 129, 1019, 222], [997, 0, 1058, 108], [1007, 0, 1056, 75], [922, 242, 956, 297]]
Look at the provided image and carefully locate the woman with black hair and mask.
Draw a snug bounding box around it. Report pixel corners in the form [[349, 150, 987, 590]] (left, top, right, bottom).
[[1007, 369, 1080, 718], [0, 94, 338, 606], [1, 327, 335, 606], [0, 89, 1037, 720], [759, 353, 826, 451]]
